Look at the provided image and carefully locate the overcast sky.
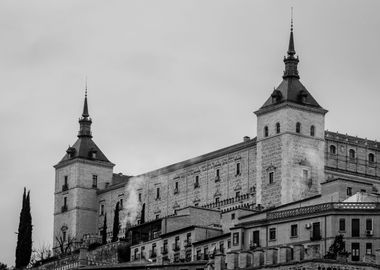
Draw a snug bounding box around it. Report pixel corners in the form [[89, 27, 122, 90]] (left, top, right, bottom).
[[1, 0, 380, 266]]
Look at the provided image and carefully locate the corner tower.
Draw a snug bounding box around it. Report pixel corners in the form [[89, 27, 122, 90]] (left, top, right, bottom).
[[255, 22, 327, 208], [53, 90, 114, 252]]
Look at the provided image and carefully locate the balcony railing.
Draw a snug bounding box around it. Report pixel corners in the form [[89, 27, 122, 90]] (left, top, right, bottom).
[[61, 205, 68, 213], [249, 241, 260, 250], [310, 234, 322, 241], [161, 246, 168, 255], [184, 239, 192, 248], [268, 202, 380, 220], [62, 184, 68, 192], [149, 250, 157, 258], [172, 243, 180, 252]]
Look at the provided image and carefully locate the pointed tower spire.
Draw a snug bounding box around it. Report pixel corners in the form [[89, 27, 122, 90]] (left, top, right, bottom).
[[82, 79, 89, 117], [283, 8, 300, 79], [78, 83, 92, 138]]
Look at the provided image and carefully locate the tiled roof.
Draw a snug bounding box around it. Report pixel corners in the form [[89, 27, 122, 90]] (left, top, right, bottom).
[[57, 137, 112, 165]]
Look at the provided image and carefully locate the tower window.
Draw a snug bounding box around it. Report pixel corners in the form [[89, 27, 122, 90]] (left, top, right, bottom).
[[194, 175, 200, 188], [290, 224, 298, 237], [276, 122, 280, 134], [100, 204, 104, 215], [156, 187, 160, 200], [92, 175, 98, 188], [236, 163, 241, 176], [264, 126, 269, 137], [349, 149, 356, 160], [215, 197, 220, 203], [64, 197, 67, 207], [269, 171, 274, 184], [329, 145, 336, 154], [347, 187, 352, 196], [310, 125, 315, 136], [296, 122, 301, 133], [368, 153, 375, 163], [174, 182, 179, 194], [138, 193, 142, 202], [216, 169, 220, 179], [339, 218, 346, 231]]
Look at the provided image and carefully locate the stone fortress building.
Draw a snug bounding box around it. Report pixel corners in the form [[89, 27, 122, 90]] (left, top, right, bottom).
[[51, 21, 380, 269]]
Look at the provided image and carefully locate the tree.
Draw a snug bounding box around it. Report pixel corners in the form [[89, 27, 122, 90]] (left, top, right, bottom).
[[0, 262, 8, 270], [55, 234, 76, 256], [325, 235, 350, 260], [112, 202, 120, 242], [15, 188, 32, 269], [29, 244, 52, 267], [102, 214, 107, 245]]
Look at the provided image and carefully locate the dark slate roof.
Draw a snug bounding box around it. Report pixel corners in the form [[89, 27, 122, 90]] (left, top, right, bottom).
[[260, 78, 322, 109], [57, 137, 112, 165]]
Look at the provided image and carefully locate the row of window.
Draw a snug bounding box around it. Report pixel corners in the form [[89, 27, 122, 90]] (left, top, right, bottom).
[[263, 123, 315, 137], [329, 145, 376, 162], [61, 174, 98, 192]]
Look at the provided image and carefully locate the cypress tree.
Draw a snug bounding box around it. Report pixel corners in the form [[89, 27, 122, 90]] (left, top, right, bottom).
[[102, 214, 107, 245], [15, 188, 32, 269], [112, 202, 120, 242]]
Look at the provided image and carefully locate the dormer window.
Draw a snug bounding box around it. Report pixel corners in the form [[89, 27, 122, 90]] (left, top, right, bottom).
[[310, 125, 315, 136], [276, 122, 280, 134], [89, 149, 97, 159], [264, 126, 269, 137], [66, 147, 76, 158], [296, 122, 301, 133]]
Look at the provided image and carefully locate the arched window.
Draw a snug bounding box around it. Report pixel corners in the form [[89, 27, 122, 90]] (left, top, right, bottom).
[[349, 149, 356, 160], [369, 153, 375, 163], [310, 125, 315, 136], [276, 122, 280, 134], [329, 145, 336, 155], [264, 126, 269, 137], [296, 122, 301, 133]]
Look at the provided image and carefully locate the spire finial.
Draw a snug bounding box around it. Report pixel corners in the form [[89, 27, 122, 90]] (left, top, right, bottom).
[[291, 7, 293, 32], [82, 78, 89, 118]]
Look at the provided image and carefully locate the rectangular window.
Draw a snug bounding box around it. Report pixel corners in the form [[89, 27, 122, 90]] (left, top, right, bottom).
[[155, 214, 159, 219], [196, 249, 201, 260], [64, 176, 68, 186], [290, 224, 298, 237], [235, 191, 240, 198], [216, 169, 220, 178], [312, 222, 321, 240], [231, 213, 235, 220], [352, 219, 360, 237], [119, 199, 123, 209], [366, 243, 373, 255], [92, 175, 98, 188], [347, 187, 352, 196], [232, 232, 239, 246], [236, 163, 241, 176], [252, 230, 260, 247], [204, 247, 208, 260], [351, 242, 360, 261], [215, 197, 219, 203], [366, 218, 373, 231], [269, 228, 276, 241], [269, 172, 274, 184], [227, 240, 231, 248], [175, 181, 178, 189], [361, 189, 366, 193], [303, 170, 309, 181], [64, 197, 67, 207], [138, 193, 142, 202], [339, 218, 346, 231], [156, 188, 160, 200], [219, 241, 224, 253], [100, 204, 104, 215]]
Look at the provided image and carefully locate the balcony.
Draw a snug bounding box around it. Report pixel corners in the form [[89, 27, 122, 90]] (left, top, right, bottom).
[[161, 246, 168, 255], [184, 239, 192, 248], [172, 243, 180, 252], [194, 183, 200, 189], [62, 184, 68, 192], [149, 250, 157, 258], [214, 176, 220, 183], [173, 188, 179, 195], [249, 241, 260, 250], [310, 234, 322, 241], [61, 205, 68, 213]]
